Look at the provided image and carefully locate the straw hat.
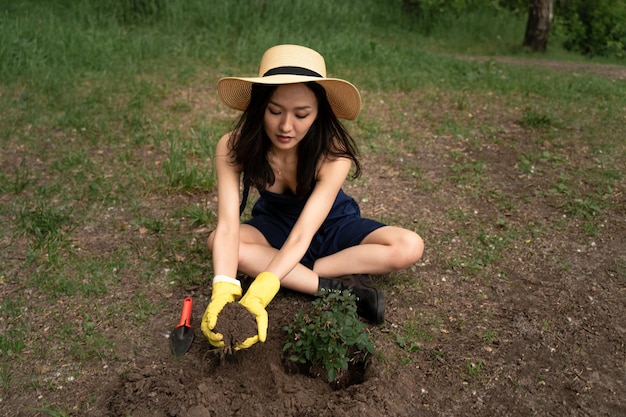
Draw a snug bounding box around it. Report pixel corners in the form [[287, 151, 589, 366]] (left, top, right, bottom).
[[217, 44, 361, 120]]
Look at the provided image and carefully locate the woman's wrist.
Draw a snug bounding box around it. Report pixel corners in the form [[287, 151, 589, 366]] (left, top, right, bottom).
[[212, 275, 241, 287]]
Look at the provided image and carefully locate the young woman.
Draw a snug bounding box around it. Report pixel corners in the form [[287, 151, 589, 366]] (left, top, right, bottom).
[[201, 44, 424, 350]]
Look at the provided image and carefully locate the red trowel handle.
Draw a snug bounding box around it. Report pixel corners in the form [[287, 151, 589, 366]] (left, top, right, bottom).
[[176, 297, 193, 328]]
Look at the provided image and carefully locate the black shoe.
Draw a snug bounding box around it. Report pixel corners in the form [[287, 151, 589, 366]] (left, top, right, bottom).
[[318, 274, 385, 324]]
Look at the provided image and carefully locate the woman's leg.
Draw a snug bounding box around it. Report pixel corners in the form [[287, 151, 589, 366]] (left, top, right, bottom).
[[235, 225, 399, 324], [314, 226, 422, 324], [209, 224, 422, 293], [313, 226, 424, 278], [235, 225, 320, 294]]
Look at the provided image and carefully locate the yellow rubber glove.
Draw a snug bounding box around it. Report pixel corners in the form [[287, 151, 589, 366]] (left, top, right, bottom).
[[235, 271, 281, 351], [201, 275, 242, 348]]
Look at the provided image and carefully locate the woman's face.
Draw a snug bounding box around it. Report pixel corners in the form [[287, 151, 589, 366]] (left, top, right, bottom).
[[263, 83, 318, 152]]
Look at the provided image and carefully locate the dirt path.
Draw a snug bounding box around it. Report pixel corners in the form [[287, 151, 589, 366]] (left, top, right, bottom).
[[461, 55, 626, 80]]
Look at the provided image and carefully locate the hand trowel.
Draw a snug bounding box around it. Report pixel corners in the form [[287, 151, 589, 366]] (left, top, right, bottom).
[[170, 297, 194, 357]]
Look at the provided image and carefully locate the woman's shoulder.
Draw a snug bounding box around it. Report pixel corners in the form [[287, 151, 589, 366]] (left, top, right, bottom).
[[318, 153, 352, 171], [218, 130, 236, 143], [216, 130, 240, 151]]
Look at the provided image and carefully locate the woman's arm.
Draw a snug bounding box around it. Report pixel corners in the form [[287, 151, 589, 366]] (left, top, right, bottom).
[[264, 156, 352, 279], [211, 133, 243, 279]]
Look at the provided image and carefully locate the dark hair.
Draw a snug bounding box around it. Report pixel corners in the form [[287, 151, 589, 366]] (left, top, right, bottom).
[[228, 82, 361, 198]]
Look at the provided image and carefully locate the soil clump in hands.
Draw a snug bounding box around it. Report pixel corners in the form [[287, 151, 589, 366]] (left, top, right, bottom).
[[213, 302, 257, 355]]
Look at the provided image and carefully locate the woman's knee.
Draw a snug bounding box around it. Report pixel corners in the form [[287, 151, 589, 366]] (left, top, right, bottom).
[[409, 232, 424, 263], [206, 230, 216, 252], [391, 231, 424, 270]]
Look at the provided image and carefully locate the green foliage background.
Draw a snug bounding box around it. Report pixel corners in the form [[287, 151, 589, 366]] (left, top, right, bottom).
[[556, 0, 626, 58], [403, 0, 626, 58], [2, 0, 624, 93]]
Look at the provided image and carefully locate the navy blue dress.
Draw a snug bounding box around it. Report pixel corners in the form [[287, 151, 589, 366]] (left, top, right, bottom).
[[246, 187, 385, 266]]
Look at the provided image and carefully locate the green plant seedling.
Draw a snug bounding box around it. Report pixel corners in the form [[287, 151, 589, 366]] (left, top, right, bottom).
[[283, 290, 374, 383]]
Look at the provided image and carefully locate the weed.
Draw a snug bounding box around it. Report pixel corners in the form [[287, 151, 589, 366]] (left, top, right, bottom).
[[180, 202, 214, 227], [446, 208, 469, 222], [483, 329, 498, 345], [582, 221, 600, 237], [395, 319, 432, 354], [518, 107, 553, 128], [537, 373, 547, 386], [517, 154, 535, 175], [566, 198, 602, 219], [546, 172, 606, 219], [451, 160, 486, 184], [30, 270, 77, 297], [449, 150, 486, 186], [51, 149, 93, 172], [35, 406, 70, 417], [612, 259, 626, 279], [396, 335, 421, 353], [16, 201, 71, 247], [132, 217, 165, 234], [0, 329, 25, 358], [0, 158, 31, 193], [487, 188, 516, 213], [462, 359, 484, 381], [430, 349, 445, 361]]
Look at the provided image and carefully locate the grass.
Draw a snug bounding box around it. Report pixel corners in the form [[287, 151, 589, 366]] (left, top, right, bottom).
[[462, 359, 485, 381], [1, 0, 625, 413]]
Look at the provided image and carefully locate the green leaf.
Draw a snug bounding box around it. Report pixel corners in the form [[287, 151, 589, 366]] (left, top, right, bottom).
[[327, 367, 337, 382]]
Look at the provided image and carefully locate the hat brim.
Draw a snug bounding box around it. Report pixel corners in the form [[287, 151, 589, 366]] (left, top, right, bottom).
[[217, 75, 361, 120]]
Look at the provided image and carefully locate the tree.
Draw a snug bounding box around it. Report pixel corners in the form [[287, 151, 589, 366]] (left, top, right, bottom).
[[523, 0, 553, 51]]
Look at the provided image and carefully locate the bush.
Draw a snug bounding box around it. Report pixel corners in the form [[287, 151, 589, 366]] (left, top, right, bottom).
[[282, 290, 374, 383], [87, 0, 167, 26], [554, 0, 626, 58], [402, 0, 508, 32]]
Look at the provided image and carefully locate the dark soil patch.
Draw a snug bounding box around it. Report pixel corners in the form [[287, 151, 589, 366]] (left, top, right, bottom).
[[213, 301, 257, 355], [104, 293, 385, 417]]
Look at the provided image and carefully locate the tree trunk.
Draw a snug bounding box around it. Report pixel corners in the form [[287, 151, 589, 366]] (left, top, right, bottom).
[[523, 0, 553, 51], [402, 0, 419, 14]]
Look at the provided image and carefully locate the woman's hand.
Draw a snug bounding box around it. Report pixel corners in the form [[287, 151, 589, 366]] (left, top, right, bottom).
[[200, 276, 243, 347], [234, 272, 281, 350]]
